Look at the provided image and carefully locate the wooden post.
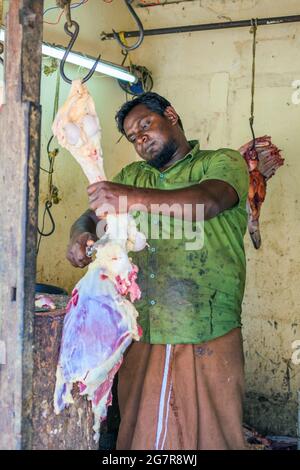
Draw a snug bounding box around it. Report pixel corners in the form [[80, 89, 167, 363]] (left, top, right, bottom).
[[32, 298, 98, 450], [0, 0, 43, 449]]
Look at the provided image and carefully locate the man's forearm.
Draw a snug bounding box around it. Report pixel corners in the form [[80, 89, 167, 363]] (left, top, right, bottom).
[[130, 186, 211, 221], [129, 180, 236, 221], [70, 209, 98, 240], [87, 180, 238, 222]]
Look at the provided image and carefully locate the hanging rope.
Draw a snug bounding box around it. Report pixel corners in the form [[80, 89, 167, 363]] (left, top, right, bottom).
[[37, 70, 61, 254], [249, 18, 258, 152]]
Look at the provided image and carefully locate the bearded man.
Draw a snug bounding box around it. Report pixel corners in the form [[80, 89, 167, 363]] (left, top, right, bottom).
[[67, 92, 249, 450]]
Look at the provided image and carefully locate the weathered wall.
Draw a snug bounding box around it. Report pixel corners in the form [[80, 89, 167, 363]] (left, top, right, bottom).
[[36, 0, 300, 435]]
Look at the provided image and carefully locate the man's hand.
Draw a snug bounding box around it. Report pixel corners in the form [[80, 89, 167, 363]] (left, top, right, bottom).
[[66, 231, 97, 268], [87, 181, 135, 215]]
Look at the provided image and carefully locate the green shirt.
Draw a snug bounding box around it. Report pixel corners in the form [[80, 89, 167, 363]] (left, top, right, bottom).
[[113, 141, 249, 344]]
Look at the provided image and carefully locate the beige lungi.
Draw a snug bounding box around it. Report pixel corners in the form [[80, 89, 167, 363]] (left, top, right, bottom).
[[116, 328, 246, 450]]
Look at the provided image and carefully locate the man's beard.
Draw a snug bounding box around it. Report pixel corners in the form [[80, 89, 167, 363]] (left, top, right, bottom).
[[147, 139, 177, 170]]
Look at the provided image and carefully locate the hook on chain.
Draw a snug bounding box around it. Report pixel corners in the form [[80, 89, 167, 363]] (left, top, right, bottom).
[[113, 0, 144, 52], [60, 20, 101, 84], [0, 42, 3, 65]]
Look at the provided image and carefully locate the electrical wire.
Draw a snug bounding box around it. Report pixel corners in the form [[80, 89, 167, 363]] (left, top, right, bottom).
[[43, 0, 88, 16], [43, 9, 65, 25], [249, 19, 257, 152], [37, 71, 61, 255], [43, 0, 88, 25], [0, 0, 3, 26], [37, 136, 58, 254]]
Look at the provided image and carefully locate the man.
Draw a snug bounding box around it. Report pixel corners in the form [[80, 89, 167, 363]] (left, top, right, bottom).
[[67, 92, 249, 450]]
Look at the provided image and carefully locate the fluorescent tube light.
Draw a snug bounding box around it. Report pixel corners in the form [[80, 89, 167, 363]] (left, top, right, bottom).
[[0, 29, 136, 83]]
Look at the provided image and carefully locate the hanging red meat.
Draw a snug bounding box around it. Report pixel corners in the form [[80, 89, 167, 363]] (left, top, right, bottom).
[[52, 80, 147, 442], [238, 135, 284, 249]]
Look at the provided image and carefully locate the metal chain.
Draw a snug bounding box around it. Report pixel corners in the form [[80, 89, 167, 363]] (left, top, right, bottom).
[[249, 18, 258, 150]]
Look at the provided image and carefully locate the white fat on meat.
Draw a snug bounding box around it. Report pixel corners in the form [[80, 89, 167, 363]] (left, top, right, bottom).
[[52, 79, 104, 184]]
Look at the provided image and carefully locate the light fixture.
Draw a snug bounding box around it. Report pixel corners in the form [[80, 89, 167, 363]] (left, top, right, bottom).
[[0, 29, 137, 83]]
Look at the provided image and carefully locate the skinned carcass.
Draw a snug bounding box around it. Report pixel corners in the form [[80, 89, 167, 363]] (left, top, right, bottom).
[[52, 80, 146, 441], [238, 136, 284, 249]]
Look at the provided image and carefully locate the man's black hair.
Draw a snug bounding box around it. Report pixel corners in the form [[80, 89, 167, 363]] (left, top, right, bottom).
[[115, 91, 184, 135]]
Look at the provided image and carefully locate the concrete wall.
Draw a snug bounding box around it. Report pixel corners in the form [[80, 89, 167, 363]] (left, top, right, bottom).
[[36, 0, 300, 435], [130, 0, 300, 435]]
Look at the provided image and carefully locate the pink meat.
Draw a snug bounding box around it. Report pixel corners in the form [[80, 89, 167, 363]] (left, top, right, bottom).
[[52, 80, 146, 442]]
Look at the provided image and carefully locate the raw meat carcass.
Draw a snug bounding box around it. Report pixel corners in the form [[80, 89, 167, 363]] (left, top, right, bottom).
[[238, 135, 284, 249], [52, 80, 147, 441]]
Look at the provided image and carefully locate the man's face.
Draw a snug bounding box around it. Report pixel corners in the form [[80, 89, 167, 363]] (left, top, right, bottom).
[[123, 104, 178, 167]]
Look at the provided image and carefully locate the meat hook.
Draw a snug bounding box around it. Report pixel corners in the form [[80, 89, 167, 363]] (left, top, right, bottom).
[[113, 0, 144, 52], [60, 20, 101, 84]]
